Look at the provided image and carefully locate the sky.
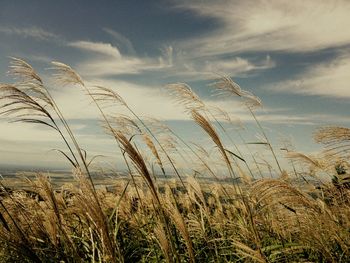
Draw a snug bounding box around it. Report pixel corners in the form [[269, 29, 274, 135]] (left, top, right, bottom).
[[0, 0, 350, 171]]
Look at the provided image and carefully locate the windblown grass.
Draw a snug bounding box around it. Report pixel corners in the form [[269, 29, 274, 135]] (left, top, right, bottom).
[[0, 58, 350, 262]]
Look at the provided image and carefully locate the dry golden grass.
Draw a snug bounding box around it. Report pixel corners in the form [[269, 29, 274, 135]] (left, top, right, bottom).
[[1, 58, 350, 262]]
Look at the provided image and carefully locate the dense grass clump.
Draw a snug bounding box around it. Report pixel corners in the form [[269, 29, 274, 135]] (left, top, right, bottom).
[[1, 58, 350, 262]]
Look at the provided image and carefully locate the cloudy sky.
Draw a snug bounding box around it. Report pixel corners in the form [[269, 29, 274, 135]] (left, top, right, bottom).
[[0, 0, 350, 170]]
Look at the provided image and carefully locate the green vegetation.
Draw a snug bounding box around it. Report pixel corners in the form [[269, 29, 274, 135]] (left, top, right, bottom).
[[0, 58, 350, 262]]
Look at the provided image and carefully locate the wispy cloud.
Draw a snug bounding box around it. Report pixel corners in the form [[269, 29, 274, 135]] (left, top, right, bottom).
[[50, 77, 337, 128], [103, 28, 136, 55], [67, 21, 276, 79], [74, 56, 162, 76], [168, 54, 275, 80], [248, 112, 350, 126], [202, 55, 274, 73], [67, 40, 167, 76], [68, 41, 122, 58], [267, 52, 350, 98], [0, 26, 60, 41], [174, 0, 350, 56]]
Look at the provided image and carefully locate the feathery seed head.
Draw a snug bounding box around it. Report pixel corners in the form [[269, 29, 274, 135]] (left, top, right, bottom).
[[51, 61, 84, 86], [90, 86, 127, 107], [8, 57, 42, 84], [166, 82, 205, 111], [211, 76, 262, 108]]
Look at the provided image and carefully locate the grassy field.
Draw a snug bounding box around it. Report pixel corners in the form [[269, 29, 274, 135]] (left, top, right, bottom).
[[1, 58, 350, 262]]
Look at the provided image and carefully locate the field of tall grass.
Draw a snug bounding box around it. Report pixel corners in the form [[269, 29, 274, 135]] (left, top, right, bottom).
[[0, 58, 350, 262]]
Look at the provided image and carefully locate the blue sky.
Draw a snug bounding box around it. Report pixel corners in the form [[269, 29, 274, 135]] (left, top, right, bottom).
[[1, 0, 350, 170]]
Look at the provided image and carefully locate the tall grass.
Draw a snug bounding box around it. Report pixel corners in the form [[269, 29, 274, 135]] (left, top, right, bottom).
[[0, 58, 350, 262]]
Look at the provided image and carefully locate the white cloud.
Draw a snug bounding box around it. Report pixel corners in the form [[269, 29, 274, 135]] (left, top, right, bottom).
[[74, 56, 160, 76], [268, 53, 350, 98], [157, 46, 275, 80], [44, 75, 339, 126], [67, 40, 167, 77], [200, 55, 274, 78], [103, 28, 136, 55], [0, 122, 57, 142], [0, 26, 59, 41], [175, 0, 350, 56], [67, 36, 274, 79], [68, 41, 122, 58], [38, 78, 187, 121]]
